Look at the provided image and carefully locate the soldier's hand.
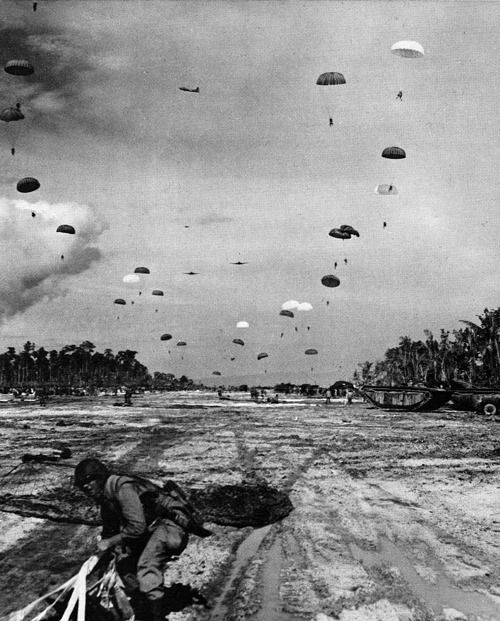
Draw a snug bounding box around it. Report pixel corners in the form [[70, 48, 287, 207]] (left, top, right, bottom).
[[97, 538, 114, 552]]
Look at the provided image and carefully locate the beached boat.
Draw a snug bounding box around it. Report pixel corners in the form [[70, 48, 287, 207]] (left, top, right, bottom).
[[359, 385, 452, 412], [450, 388, 500, 415]]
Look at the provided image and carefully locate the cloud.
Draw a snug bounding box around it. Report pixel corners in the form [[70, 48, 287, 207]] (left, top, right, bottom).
[[0, 197, 107, 321]]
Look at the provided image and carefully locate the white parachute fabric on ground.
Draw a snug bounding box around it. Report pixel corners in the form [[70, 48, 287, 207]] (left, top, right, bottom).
[[5, 555, 99, 621]]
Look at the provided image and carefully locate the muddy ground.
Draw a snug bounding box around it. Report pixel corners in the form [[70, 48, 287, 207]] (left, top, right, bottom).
[[1, 392, 500, 621]]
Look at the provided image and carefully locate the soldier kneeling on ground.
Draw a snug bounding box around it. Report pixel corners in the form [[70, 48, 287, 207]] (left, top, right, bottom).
[[74, 458, 211, 621]]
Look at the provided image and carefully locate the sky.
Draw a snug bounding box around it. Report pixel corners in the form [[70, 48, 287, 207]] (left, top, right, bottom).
[[0, 0, 498, 386]]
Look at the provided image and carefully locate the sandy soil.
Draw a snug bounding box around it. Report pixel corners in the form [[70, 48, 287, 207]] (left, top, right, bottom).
[[1, 393, 500, 620]]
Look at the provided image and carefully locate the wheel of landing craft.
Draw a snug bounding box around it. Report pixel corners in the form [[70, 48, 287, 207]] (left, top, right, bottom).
[[481, 402, 498, 416]]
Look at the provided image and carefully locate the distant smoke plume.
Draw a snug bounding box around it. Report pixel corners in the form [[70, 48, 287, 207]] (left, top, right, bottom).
[[0, 197, 106, 320]]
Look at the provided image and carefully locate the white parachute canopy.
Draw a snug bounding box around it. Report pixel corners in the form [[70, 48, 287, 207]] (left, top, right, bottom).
[[236, 320, 249, 328], [281, 300, 300, 311], [297, 302, 313, 311], [123, 274, 140, 284], [391, 41, 424, 58]]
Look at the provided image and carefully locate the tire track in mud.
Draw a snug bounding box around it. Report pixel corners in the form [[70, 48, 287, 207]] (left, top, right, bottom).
[[207, 428, 332, 620]]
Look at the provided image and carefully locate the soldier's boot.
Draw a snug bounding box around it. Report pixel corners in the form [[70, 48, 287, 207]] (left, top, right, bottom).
[[148, 596, 167, 621]]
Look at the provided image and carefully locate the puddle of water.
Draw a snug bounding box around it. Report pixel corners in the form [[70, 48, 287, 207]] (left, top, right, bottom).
[[210, 525, 271, 620], [350, 536, 500, 619]]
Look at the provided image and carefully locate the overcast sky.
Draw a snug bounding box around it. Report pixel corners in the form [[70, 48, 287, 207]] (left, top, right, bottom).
[[0, 1, 498, 386]]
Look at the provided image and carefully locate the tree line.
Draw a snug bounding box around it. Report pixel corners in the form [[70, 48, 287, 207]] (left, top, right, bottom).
[[354, 307, 500, 387], [0, 340, 196, 392]]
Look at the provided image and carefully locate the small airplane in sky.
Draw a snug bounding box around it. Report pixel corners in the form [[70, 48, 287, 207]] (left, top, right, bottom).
[[184, 271, 199, 275], [230, 261, 248, 265], [179, 87, 199, 93]]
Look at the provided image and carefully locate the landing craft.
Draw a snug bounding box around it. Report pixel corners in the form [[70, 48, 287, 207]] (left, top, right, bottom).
[[231, 261, 248, 265], [179, 86, 200, 93], [184, 271, 199, 275]]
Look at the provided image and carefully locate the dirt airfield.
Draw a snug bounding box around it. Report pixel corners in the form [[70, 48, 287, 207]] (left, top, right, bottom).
[[1, 392, 500, 621]]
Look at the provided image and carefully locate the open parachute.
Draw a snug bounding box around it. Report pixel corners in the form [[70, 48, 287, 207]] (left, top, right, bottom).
[[114, 299, 126, 305], [160, 334, 172, 341], [375, 184, 398, 195], [257, 352, 268, 360], [4, 60, 34, 76], [57, 224, 76, 235], [391, 41, 424, 58], [279, 310, 294, 318], [236, 321, 249, 328], [321, 274, 340, 288], [134, 267, 150, 274], [382, 146, 406, 159], [232, 338, 244, 346], [17, 177, 40, 193]]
